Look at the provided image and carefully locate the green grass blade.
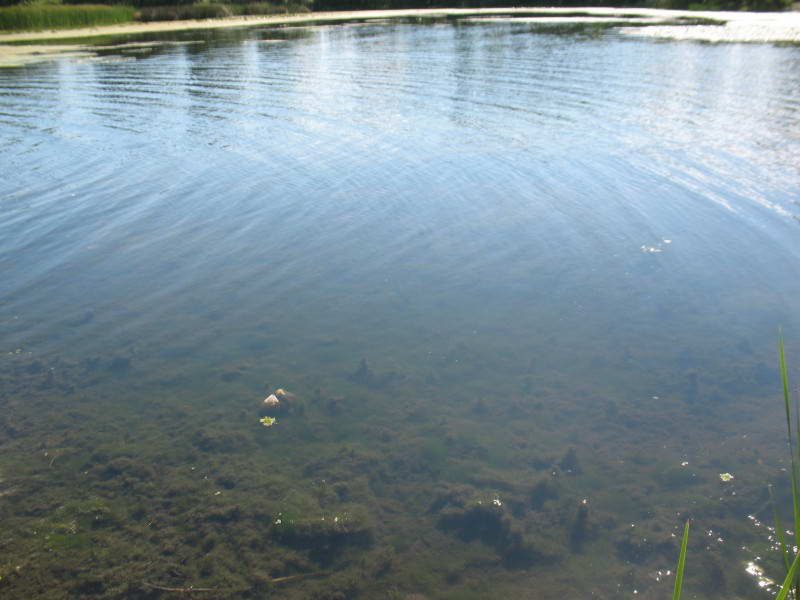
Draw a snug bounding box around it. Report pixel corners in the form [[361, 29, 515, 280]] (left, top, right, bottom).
[[779, 336, 800, 551], [775, 551, 800, 600], [781, 335, 793, 448], [790, 467, 800, 544], [782, 335, 792, 420], [672, 519, 690, 600], [795, 386, 800, 469], [770, 484, 792, 573]]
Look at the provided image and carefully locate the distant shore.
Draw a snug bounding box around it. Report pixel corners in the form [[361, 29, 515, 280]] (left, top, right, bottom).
[[2, 7, 799, 67]]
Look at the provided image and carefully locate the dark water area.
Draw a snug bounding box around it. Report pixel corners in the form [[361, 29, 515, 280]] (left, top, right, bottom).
[[1, 19, 800, 599]]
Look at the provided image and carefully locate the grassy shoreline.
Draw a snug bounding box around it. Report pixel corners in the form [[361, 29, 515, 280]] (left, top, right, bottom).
[[0, 4, 135, 33], [0, 7, 722, 40], [1, 6, 799, 42], [1, 7, 799, 68]]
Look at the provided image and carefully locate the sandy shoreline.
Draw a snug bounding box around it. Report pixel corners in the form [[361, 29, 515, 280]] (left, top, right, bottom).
[[1, 7, 799, 67]]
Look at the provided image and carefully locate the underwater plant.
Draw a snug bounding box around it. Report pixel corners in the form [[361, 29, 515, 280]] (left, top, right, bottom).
[[672, 336, 800, 599]]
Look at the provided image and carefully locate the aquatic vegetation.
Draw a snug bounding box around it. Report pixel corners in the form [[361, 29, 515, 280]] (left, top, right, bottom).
[[529, 477, 559, 510], [674, 520, 800, 600], [433, 484, 560, 568], [673, 338, 800, 599], [658, 463, 700, 488], [1, 310, 795, 599], [615, 516, 679, 566]]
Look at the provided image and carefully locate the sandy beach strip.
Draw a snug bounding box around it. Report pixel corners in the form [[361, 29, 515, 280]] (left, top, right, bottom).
[[1, 7, 799, 67]]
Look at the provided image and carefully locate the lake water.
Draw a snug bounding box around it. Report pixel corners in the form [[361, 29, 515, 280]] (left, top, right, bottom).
[[1, 18, 800, 600]]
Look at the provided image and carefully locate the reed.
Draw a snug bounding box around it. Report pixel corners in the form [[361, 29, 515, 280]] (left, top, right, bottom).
[[776, 334, 800, 597], [672, 519, 689, 600], [0, 4, 134, 31], [777, 553, 800, 600]]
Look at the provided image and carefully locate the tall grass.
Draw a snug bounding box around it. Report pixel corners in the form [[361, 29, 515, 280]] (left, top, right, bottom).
[[236, 2, 310, 15], [0, 0, 310, 29], [777, 553, 800, 600], [137, 1, 309, 21], [137, 2, 231, 22], [777, 334, 800, 597], [0, 4, 134, 31]]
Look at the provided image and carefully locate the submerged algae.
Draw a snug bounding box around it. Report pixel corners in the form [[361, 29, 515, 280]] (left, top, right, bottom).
[[0, 343, 789, 599]]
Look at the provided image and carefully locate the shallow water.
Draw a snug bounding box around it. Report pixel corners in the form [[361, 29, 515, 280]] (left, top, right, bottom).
[[1, 19, 800, 600]]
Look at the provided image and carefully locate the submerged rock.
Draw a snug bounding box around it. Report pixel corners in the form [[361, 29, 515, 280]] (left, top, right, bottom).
[[260, 388, 300, 417], [276, 388, 295, 403], [262, 394, 281, 415]]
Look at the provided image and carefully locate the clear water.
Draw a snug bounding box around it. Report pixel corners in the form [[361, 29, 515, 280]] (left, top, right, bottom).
[[1, 20, 800, 600]]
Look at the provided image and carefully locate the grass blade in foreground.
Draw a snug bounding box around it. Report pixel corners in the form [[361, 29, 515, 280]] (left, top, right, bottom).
[[776, 551, 800, 600], [779, 335, 800, 596], [769, 484, 791, 573], [672, 519, 690, 600], [779, 337, 800, 531]]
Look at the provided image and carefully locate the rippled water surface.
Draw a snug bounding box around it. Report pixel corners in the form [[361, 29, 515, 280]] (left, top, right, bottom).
[[1, 20, 800, 600]]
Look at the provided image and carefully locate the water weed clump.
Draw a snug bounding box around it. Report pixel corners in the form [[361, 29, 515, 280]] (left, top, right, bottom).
[[0, 4, 134, 31]]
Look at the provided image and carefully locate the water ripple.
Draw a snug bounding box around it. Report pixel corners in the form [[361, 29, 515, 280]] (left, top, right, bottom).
[[0, 21, 799, 357]]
